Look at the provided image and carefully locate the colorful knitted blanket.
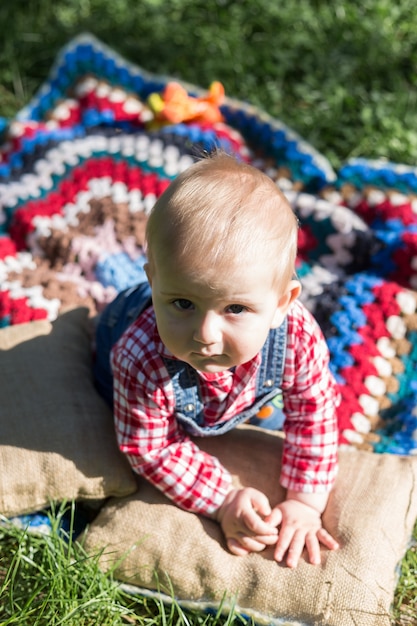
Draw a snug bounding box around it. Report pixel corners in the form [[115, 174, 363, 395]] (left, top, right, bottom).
[[2, 33, 417, 456]]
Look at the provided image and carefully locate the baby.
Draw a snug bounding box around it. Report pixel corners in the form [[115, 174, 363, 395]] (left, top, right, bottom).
[[94, 151, 340, 568]]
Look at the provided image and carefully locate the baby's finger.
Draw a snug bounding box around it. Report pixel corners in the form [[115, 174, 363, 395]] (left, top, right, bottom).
[[285, 531, 306, 569], [273, 525, 295, 563], [317, 528, 340, 551], [226, 537, 251, 556], [264, 507, 282, 528], [241, 507, 278, 536], [249, 488, 272, 518], [305, 532, 322, 565], [251, 532, 280, 546], [227, 535, 269, 555]]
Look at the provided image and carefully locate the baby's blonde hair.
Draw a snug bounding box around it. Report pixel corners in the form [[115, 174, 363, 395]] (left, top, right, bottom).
[[146, 152, 298, 291]]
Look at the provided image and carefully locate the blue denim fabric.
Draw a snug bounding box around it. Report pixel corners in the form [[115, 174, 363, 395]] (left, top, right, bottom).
[[94, 281, 286, 431], [93, 282, 152, 406]]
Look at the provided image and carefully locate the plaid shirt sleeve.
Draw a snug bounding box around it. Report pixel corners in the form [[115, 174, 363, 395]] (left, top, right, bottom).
[[111, 310, 232, 516], [280, 300, 340, 494]]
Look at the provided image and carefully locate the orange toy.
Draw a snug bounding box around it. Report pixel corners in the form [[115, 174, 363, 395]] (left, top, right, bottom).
[[148, 81, 225, 125]]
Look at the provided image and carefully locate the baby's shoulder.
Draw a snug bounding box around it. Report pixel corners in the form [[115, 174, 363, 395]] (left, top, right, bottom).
[[287, 299, 324, 341], [112, 307, 158, 364]]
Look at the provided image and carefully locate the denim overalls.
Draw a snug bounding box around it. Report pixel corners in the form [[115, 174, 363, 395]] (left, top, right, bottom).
[[94, 282, 286, 433]]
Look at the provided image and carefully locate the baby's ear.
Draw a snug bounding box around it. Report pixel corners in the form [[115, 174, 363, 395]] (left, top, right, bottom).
[[271, 280, 302, 328]]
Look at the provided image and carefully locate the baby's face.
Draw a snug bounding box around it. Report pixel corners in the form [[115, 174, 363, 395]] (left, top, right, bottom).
[[146, 252, 290, 373]]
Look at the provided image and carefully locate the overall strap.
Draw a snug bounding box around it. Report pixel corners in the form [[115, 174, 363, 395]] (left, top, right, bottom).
[[255, 317, 288, 395], [164, 359, 204, 425]]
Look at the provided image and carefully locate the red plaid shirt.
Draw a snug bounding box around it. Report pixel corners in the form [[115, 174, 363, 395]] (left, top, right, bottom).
[[111, 299, 340, 516]]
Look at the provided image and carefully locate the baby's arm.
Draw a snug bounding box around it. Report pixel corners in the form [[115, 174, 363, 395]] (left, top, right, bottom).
[[272, 302, 341, 567], [266, 490, 339, 568], [213, 487, 278, 555], [112, 340, 233, 516]]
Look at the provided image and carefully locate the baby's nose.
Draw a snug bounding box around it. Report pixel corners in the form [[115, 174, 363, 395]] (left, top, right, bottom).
[[193, 312, 222, 344]]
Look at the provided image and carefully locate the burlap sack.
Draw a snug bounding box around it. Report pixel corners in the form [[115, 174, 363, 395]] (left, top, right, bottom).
[[82, 426, 417, 626], [0, 308, 137, 516]]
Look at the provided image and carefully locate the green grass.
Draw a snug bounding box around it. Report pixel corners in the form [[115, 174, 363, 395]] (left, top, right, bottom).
[[0, 505, 244, 626], [1, 0, 417, 169], [392, 522, 417, 625]]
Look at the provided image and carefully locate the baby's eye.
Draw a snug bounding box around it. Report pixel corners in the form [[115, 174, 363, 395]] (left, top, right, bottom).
[[226, 304, 247, 315], [173, 299, 194, 311]]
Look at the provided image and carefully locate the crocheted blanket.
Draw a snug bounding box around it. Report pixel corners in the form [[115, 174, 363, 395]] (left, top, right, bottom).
[[2, 33, 417, 456]]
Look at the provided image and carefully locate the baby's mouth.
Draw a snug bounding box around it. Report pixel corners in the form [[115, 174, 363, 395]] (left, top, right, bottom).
[[192, 350, 223, 359]]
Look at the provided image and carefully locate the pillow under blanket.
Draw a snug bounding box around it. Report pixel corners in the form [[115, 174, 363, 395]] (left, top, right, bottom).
[[0, 307, 137, 516]]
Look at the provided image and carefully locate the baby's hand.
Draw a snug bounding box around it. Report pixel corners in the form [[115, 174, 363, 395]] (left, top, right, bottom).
[[214, 487, 278, 555], [266, 498, 339, 568]]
